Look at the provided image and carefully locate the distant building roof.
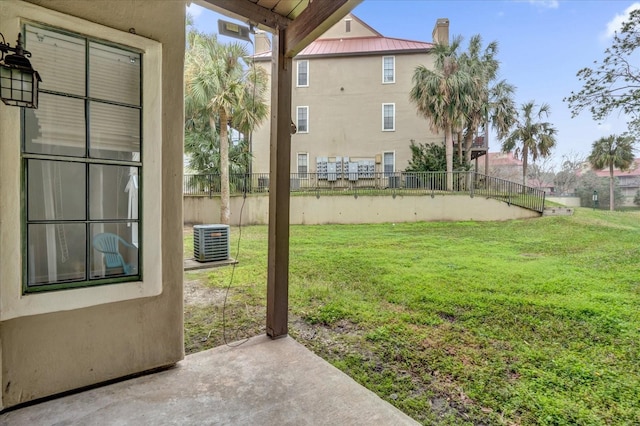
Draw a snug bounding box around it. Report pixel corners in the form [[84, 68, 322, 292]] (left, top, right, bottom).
[[253, 13, 433, 61], [296, 36, 432, 58], [591, 158, 640, 178], [488, 152, 523, 166]]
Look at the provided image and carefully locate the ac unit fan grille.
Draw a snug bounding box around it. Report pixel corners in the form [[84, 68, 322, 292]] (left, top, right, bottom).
[[193, 224, 230, 262]]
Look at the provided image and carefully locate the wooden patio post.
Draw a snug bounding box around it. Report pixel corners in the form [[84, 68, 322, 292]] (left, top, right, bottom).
[[266, 28, 292, 338]]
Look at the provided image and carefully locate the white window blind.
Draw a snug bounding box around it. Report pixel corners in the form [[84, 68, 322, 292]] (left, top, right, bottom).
[[297, 60, 308, 87], [383, 56, 395, 83], [382, 103, 395, 131], [297, 106, 308, 133]]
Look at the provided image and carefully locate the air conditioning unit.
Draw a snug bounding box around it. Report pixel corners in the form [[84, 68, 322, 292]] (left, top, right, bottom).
[[193, 224, 230, 262]]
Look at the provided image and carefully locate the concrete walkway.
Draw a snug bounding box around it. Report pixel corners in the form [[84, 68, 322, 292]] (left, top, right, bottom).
[[1, 335, 418, 425]]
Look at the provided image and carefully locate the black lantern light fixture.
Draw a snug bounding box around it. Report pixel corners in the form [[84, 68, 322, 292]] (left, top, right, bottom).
[[0, 32, 41, 108]]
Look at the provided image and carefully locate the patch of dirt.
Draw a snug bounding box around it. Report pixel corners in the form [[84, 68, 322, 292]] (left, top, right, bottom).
[[183, 277, 227, 306]]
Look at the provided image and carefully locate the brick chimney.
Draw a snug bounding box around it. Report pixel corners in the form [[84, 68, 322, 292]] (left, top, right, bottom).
[[432, 18, 449, 46], [254, 30, 271, 54]]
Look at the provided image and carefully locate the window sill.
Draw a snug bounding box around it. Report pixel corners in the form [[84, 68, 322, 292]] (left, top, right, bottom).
[[1, 278, 162, 321]]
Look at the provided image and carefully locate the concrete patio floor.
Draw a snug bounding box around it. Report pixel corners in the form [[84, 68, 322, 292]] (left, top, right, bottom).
[[1, 335, 418, 425]]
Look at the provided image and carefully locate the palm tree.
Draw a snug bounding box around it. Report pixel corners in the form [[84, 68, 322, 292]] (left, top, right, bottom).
[[185, 31, 268, 224], [458, 36, 517, 182], [459, 35, 497, 166], [501, 101, 557, 187], [488, 80, 517, 142], [587, 134, 635, 210], [410, 36, 473, 190]]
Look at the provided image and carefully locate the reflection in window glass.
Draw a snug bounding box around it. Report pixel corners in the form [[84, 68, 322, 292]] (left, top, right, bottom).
[[89, 163, 140, 221], [27, 160, 85, 221], [27, 223, 86, 285]]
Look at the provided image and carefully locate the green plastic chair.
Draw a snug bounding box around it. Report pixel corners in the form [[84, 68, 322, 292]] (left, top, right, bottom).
[[92, 233, 135, 275]]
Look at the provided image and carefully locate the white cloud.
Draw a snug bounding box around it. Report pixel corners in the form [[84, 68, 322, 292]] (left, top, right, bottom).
[[186, 3, 204, 19], [603, 2, 640, 39]]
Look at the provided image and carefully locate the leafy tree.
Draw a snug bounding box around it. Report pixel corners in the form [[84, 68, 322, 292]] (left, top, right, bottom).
[[634, 189, 640, 206], [405, 140, 468, 172], [185, 31, 268, 224], [553, 152, 585, 195], [587, 134, 635, 210], [527, 156, 556, 191], [575, 170, 623, 209], [410, 36, 473, 190], [500, 101, 557, 187], [565, 9, 640, 136]]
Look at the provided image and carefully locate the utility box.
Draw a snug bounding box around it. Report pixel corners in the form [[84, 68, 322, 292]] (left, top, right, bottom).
[[194, 224, 230, 262]]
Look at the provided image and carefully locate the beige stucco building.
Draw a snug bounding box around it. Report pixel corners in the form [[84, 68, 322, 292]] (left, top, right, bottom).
[[251, 14, 448, 181]]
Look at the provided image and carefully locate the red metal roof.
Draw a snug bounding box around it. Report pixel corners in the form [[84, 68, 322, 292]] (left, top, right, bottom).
[[253, 35, 433, 60], [297, 36, 433, 57], [592, 158, 640, 177]]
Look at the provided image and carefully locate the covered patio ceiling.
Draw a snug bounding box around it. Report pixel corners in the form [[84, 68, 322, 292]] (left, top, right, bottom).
[[195, 0, 363, 57]]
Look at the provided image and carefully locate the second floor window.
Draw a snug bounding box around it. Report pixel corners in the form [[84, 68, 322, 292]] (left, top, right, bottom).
[[297, 60, 309, 87], [383, 56, 395, 83], [382, 103, 395, 131], [297, 106, 309, 133]]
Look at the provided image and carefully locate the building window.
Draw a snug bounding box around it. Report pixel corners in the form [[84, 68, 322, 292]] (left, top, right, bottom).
[[345, 19, 352, 33], [297, 153, 308, 178], [297, 106, 309, 133], [382, 56, 395, 84], [384, 152, 395, 177], [382, 103, 395, 131], [22, 24, 141, 292], [297, 60, 309, 87]]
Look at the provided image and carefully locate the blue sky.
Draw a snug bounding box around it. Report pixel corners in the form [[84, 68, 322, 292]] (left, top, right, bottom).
[[187, 1, 639, 165]]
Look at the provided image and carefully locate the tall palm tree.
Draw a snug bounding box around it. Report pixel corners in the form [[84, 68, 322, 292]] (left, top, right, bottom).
[[501, 101, 557, 187], [185, 31, 268, 224], [459, 35, 498, 165], [458, 35, 517, 186], [587, 134, 635, 210], [410, 36, 473, 190]]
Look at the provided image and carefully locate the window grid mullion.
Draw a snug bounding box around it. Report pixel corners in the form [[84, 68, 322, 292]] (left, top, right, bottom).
[[22, 24, 142, 291]]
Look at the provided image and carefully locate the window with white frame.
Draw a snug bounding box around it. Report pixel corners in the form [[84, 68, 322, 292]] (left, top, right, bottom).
[[297, 60, 308, 87], [297, 153, 308, 178], [22, 24, 142, 292], [383, 152, 395, 177], [345, 19, 352, 33], [297, 106, 309, 133], [382, 56, 395, 83], [382, 103, 395, 131]]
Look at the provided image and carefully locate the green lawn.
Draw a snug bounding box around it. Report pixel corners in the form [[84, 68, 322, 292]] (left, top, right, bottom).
[[184, 208, 640, 425]]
